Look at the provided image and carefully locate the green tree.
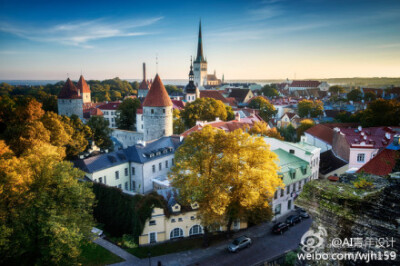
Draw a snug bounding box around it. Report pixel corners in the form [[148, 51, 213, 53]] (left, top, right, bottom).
[[359, 99, 400, 127], [87, 116, 113, 150], [296, 119, 315, 140], [278, 124, 297, 142], [329, 85, 345, 96], [181, 98, 229, 128], [165, 85, 183, 95], [173, 109, 186, 134], [298, 99, 323, 118], [364, 91, 377, 101], [248, 96, 277, 122], [347, 89, 362, 102], [225, 105, 235, 121], [0, 143, 95, 265], [64, 115, 92, 158], [170, 126, 283, 243], [261, 84, 279, 97], [116, 98, 141, 130], [248, 121, 284, 140]]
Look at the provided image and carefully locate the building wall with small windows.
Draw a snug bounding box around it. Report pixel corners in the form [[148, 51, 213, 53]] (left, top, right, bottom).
[[143, 106, 173, 141], [90, 163, 131, 190], [111, 129, 144, 149], [58, 98, 84, 119], [271, 148, 311, 219], [139, 206, 247, 246]]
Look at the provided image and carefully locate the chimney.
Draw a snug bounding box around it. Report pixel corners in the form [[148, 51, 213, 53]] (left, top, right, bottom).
[[143, 62, 146, 81], [385, 132, 391, 140], [358, 125, 362, 132], [180, 136, 184, 142], [235, 112, 240, 122]]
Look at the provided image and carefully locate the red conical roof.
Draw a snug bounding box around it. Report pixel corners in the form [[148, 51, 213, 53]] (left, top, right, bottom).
[[138, 79, 149, 90], [58, 78, 81, 99], [143, 74, 172, 107], [77, 75, 91, 93]]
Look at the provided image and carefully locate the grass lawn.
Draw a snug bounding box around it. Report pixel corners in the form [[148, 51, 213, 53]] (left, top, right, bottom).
[[124, 234, 227, 259], [79, 242, 124, 266]]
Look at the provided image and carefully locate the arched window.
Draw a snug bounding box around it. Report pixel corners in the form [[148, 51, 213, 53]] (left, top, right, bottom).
[[189, 225, 203, 236], [170, 228, 183, 239]]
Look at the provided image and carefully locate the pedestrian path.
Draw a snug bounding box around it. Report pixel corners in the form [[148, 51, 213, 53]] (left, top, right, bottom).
[[93, 237, 140, 264]]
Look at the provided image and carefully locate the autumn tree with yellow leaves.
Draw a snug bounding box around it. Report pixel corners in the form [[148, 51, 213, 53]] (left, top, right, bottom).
[[170, 126, 283, 244]]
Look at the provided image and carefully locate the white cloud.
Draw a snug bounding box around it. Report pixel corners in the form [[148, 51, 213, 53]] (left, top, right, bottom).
[[0, 17, 163, 48]]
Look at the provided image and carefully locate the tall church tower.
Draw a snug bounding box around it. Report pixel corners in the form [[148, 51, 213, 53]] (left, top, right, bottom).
[[193, 21, 207, 87], [142, 74, 173, 141]]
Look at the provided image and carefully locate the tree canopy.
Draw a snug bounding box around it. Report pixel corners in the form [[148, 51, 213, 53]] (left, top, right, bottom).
[[329, 85, 345, 96], [248, 121, 284, 140], [180, 97, 231, 128], [116, 98, 141, 130], [296, 119, 315, 139], [87, 116, 113, 150], [364, 91, 377, 101], [248, 96, 277, 122], [0, 142, 95, 265], [347, 89, 362, 102], [173, 109, 186, 134], [170, 126, 283, 240], [261, 84, 279, 97], [297, 99, 324, 118], [0, 97, 91, 158]]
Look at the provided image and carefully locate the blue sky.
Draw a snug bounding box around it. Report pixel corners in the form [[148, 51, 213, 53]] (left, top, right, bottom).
[[0, 0, 400, 80]]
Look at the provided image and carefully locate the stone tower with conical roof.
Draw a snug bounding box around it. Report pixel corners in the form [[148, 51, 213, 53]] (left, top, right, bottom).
[[57, 78, 84, 119], [76, 75, 91, 103], [193, 21, 207, 87], [142, 74, 173, 141]]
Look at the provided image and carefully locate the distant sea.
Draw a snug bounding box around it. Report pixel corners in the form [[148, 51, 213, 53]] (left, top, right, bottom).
[[0, 79, 277, 86]]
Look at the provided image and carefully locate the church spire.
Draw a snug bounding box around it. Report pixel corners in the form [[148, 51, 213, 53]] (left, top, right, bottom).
[[189, 56, 194, 82], [195, 20, 205, 63]]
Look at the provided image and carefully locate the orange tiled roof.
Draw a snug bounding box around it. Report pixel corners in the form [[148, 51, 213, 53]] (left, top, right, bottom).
[[77, 75, 90, 93], [143, 74, 172, 107], [357, 149, 399, 176], [58, 78, 81, 99]]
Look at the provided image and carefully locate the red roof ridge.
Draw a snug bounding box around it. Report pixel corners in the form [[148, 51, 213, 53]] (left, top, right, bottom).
[[77, 75, 90, 93], [143, 74, 172, 107], [58, 78, 81, 99]]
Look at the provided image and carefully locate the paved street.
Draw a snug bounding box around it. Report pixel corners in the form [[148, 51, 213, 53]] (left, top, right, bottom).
[[189, 216, 312, 266], [106, 211, 312, 266]]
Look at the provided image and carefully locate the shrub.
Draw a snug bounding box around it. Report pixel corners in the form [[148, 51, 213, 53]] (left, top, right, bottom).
[[353, 178, 374, 189]]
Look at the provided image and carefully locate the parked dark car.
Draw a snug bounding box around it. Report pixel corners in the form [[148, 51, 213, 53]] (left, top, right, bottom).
[[228, 235, 252, 252], [299, 209, 310, 219], [271, 222, 290, 234], [286, 215, 302, 226]]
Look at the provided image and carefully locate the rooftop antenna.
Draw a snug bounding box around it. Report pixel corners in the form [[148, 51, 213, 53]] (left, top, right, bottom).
[[81, 68, 82, 76], [67, 73, 69, 79]]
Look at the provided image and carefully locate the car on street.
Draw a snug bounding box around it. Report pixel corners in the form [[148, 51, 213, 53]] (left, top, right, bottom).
[[299, 209, 310, 219], [286, 215, 302, 226], [271, 222, 290, 234], [228, 235, 252, 252]]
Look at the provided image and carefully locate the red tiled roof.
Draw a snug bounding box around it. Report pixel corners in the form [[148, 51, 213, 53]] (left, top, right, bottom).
[[77, 75, 90, 93], [98, 101, 121, 110], [305, 124, 334, 145], [225, 97, 237, 107], [90, 108, 103, 116], [143, 74, 172, 107], [290, 80, 321, 88], [357, 149, 399, 176], [136, 108, 143, 114], [139, 79, 149, 90], [172, 100, 185, 110], [337, 126, 398, 149], [58, 78, 81, 99], [282, 112, 298, 120], [200, 90, 228, 103]]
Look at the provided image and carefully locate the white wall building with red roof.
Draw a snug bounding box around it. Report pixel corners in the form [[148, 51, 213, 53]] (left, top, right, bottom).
[[98, 101, 121, 128]]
